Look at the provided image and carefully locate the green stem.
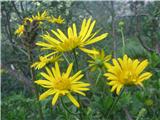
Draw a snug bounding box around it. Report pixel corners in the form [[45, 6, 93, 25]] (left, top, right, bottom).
[[73, 49, 79, 71], [27, 46, 44, 120], [120, 27, 125, 55], [81, 66, 92, 73], [105, 88, 125, 119], [62, 53, 70, 65], [60, 98, 79, 115], [73, 49, 83, 120], [95, 69, 102, 85]]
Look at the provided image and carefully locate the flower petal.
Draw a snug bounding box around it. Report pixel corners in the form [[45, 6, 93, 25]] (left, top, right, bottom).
[[67, 93, 80, 107], [39, 89, 56, 100], [52, 92, 59, 106], [66, 63, 73, 77]]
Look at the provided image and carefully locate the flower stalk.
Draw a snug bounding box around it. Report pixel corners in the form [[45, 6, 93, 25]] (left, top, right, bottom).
[[120, 27, 125, 55], [73, 49, 83, 119], [27, 46, 44, 120], [60, 98, 79, 115], [95, 69, 102, 85], [105, 88, 125, 119]]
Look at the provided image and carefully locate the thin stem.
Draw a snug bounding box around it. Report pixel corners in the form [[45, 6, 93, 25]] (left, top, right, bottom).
[[120, 27, 125, 55], [27, 46, 44, 120], [81, 66, 92, 73], [105, 88, 125, 119], [95, 69, 102, 85], [73, 49, 79, 71], [73, 49, 83, 120], [60, 98, 79, 115], [62, 53, 70, 65]]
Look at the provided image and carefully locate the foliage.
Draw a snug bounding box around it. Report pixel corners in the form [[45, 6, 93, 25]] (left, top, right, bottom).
[[1, 1, 160, 120]]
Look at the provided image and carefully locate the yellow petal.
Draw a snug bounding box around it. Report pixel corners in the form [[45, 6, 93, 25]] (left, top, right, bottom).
[[132, 59, 140, 70], [57, 29, 67, 40], [116, 84, 123, 95], [70, 71, 82, 80], [107, 81, 117, 86], [35, 80, 52, 88], [45, 67, 54, 79], [41, 34, 60, 44], [55, 62, 61, 77], [79, 19, 86, 36], [73, 23, 77, 37], [67, 93, 80, 107], [112, 59, 121, 71], [66, 63, 73, 77], [68, 27, 73, 39], [104, 73, 117, 80], [111, 84, 118, 92], [52, 92, 59, 106], [71, 74, 84, 82], [80, 18, 91, 40], [84, 33, 108, 45], [136, 60, 148, 75], [51, 30, 64, 42], [36, 42, 54, 49], [80, 47, 99, 54], [40, 72, 52, 81], [73, 90, 86, 96], [138, 72, 152, 82], [82, 20, 96, 41], [39, 89, 55, 100], [104, 55, 112, 62]]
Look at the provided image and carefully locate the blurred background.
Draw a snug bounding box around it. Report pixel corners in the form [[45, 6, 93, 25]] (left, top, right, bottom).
[[1, 1, 160, 120]]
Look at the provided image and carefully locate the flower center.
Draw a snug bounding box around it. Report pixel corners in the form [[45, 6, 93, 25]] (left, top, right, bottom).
[[123, 71, 137, 85], [54, 77, 71, 90], [59, 37, 81, 52]]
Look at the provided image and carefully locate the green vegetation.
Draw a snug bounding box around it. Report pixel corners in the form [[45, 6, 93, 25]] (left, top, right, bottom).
[[1, 1, 160, 120]]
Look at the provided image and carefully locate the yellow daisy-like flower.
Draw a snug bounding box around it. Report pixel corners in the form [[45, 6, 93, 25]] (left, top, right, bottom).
[[88, 48, 111, 71], [15, 25, 25, 36], [32, 10, 50, 21], [104, 54, 152, 95], [31, 54, 61, 70], [48, 16, 64, 24], [23, 11, 49, 24], [36, 18, 108, 54], [35, 62, 90, 107]]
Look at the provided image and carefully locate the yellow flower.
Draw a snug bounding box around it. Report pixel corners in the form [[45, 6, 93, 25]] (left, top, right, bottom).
[[31, 54, 61, 70], [88, 48, 111, 71], [104, 54, 152, 95], [23, 17, 33, 24], [15, 25, 25, 36], [23, 11, 49, 24], [35, 62, 90, 107], [48, 16, 64, 24], [36, 18, 108, 54], [32, 10, 50, 21]]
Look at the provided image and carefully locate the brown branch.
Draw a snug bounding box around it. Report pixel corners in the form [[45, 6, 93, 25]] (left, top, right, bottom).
[[2, 65, 32, 89], [11, 1, 23, 20], [123, 108, 133, 120], [134, 3, 154, 53], [20, 1, 24, 12]]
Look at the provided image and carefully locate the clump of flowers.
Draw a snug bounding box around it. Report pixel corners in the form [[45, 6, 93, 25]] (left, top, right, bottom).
[[35, 62, 90, 107], [15, 25, 25, 36], [31, 54, 61, 70], [104, 54, 152, 95], [48, 16, 65, 24], [88, 48, 111, 71], [36, 18, 108, 54], [15, 11, 64, 37]]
